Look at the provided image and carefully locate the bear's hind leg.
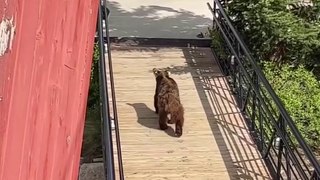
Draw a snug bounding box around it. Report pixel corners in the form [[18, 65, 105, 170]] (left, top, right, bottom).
[[175, 118, 183, 137], [159, 111, 168, 130], [154, 94, 158, 114]]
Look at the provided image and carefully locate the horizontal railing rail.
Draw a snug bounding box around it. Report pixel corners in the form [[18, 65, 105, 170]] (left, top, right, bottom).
[[97, 1, 124, 179], [97, 3, 115, 179], [208, 0, 320, 179], [102, 0, 125, 179]]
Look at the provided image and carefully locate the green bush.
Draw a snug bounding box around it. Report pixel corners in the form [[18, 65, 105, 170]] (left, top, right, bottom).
[[81, 104, 102, 161], [87, 44, 100, 109], [81, 44, 102, 161], [227, 0, 320, 66], [209, 28, 229, 61], [263, 61, 320, 149]]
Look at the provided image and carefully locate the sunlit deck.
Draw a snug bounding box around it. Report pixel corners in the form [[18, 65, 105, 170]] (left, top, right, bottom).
[[111, 45, 271, 179]]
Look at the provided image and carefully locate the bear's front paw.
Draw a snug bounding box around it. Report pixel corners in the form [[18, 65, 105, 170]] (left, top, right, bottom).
[[160, 124, 168, 130], [175, 127, 182, 137], [167, 119, 174, 124]]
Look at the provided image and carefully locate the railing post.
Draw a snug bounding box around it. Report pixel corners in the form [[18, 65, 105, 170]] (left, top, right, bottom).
[[253, 72, 260, 149], [275, 115, 285, 180], [248, 88, 255, 131], [311, 171, 319, 180], [258, 96, 263, 151], [230, 55, 237, 93], [213, 0, 216, 29], [285, 147, 291, 179], [237, 43, 244, 110]]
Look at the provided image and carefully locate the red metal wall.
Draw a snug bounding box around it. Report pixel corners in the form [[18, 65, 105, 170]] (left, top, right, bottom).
[[0, 0, 98, 179]]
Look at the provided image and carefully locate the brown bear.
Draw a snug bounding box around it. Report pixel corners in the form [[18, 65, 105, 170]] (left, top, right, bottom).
[[152, 68, 184, 137], [153, 68, 180, 114]]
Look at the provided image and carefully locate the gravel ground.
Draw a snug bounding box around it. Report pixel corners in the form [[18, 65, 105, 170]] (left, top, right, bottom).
[[79, 163, 105, 180]]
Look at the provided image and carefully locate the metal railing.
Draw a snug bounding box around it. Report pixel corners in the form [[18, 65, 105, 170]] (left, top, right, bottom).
[[208, 0, 320, 179], [97, 1, 124, 179]]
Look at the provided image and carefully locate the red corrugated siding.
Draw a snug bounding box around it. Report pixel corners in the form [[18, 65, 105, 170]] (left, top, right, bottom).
[[0, 0, 98, 179]]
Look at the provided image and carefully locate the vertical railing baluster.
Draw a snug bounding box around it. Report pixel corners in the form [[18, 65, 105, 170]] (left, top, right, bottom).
[[239, 70, 241, 100], [251, 90, 256, 131], [258, 97, 263, 151], [276, 140, 284, 180], [213, 1, 216, 30], [310, 171, 319, 180], [237, 43, 243, 109], [276, 115, 285, 180], [231, 55, 236, 93], [255, 74, 262, 151], [286, 147, 291, 179]]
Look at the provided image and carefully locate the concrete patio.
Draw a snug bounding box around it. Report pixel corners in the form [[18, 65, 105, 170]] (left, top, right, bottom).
[[106, 0, 213, 39]]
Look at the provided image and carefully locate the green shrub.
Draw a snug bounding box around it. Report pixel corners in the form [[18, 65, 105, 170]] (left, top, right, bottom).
[[87, 44, 100, 109], [263, 61, 320, 149], [81, 44, 102, 161], [209, 28, 229, 61], [81, 104, 102, 161], [227, 0, 320, 66]]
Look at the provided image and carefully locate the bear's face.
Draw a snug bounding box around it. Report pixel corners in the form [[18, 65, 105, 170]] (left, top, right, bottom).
[[152, 68, 170, 79]]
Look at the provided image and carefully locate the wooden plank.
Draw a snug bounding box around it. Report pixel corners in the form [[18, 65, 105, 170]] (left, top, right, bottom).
[[111, 46, 271, 179]]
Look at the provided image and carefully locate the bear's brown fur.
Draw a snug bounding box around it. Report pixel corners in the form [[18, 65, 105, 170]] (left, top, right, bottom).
[[152, 68, 184, 137], [153, 68, 180, 114]]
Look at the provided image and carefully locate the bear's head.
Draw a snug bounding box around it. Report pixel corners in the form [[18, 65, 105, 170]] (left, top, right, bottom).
[[152, 68, 170, 79]]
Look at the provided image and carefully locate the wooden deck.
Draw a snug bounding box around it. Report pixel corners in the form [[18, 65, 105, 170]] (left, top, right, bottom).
[[110, 45, 271, 180]]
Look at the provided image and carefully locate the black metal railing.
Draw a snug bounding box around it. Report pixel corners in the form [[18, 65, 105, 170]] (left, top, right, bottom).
[[208, 0, 320, 179], [97, 1, 124, 179]]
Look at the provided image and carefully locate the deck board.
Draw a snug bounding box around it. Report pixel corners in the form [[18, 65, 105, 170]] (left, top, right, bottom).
[[110, 46, 271, 179]]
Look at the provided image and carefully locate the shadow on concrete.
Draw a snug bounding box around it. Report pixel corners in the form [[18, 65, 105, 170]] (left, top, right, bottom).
[[126, 103, 176, 137], [107, 1, 212, 39]]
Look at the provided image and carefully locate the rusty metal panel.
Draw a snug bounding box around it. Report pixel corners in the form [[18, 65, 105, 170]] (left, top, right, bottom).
[[0, 0, 98, 179]]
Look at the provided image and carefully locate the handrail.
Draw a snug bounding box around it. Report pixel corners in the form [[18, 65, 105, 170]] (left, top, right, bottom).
[[97, 3, 115, 180], [102, 0, 125, 179], [207, 0, 320, 179], [97, 1, 125, 179]]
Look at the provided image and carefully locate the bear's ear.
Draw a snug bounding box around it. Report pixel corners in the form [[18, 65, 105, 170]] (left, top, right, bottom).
[[164, 70, 171, 76], [164, 67, 171, 76], [152, 68, 159, 75]]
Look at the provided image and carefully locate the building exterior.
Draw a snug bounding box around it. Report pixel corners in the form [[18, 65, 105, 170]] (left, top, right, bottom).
[[0, 0, 98, 179]]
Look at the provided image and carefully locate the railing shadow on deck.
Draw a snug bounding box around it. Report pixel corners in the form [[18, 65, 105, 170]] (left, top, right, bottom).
[[166, 47, 271, 179]]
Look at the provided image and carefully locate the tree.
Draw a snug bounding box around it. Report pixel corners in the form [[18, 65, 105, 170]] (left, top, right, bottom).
[[227, 0, 320, 67]]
